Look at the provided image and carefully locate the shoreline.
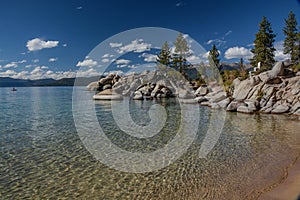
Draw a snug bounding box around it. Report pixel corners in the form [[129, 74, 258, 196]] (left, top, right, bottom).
[[258, 153, 300, 200]]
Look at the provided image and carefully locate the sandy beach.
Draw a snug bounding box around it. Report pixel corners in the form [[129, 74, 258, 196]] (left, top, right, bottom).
[[259, 155, 300, 200]]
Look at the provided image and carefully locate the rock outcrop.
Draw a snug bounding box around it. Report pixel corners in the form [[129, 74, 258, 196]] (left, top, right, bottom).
[[88, 61, 300, 115]]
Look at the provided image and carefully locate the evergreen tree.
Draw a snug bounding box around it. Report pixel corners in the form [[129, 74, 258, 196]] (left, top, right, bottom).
[[250, 16, 276, 69], [209, 44, 220, 69], [157, 41, 171, 66], [239, 58, 248, 79], [173, 33, 190, 74], [283, 11, 298, 64], [239, 58, 244, 70]]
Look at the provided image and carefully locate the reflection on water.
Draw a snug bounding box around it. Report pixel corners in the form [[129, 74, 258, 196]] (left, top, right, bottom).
[[0, 87, 300, 199]]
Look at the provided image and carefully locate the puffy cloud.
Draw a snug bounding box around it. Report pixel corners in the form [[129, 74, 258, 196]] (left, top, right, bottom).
[[115, 59, 131, 65], [0, 60, 27, 69], [101, 58, 110, 63], [116, 39, 151, 54], [76, 59, 98, 67], [31, 66, 44, 74], [187, 55, 202, 64], [49, 57, 58, 62], [117, 64, 128, 68], [75, 68, 100, 77], [224, 46, 253, 60], [26, 38, 59, 51], [63, 44, 67, 47], [139, 53, 157, 62], [2, 62, 18, 69], [102, 53, 114, 58], [109, 42, 122, 48], [0, 70, 17, 76], [32, 59, 39, 63], [0, 67, 101, 80], [274, 41, 290, 61]]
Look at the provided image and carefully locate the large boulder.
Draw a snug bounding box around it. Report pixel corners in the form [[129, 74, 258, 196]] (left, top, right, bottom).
[[86, 81, 99, 91], [93, 89, 123, 100], [217, 98, 231, 108], [232, 79, 253, 100], [271, 104, 290, 114], [226, 100, 246, 112], [132, 91, 144, 100], [237, 105, 255, 114], [195, 86, 208, 96], [258, 62, 285, 83]]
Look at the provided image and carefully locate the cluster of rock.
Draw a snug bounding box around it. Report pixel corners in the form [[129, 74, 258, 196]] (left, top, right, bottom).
[[87, 61, 300, 116], [195, 62, 300, 116], [88, 70, 195, 101]]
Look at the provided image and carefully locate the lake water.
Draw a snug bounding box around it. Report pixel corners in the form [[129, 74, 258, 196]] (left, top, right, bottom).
[[0, 87, 300, 199]]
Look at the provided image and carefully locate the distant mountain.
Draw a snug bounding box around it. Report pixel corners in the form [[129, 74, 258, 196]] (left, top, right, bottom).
[[0, 76, 100, 87]]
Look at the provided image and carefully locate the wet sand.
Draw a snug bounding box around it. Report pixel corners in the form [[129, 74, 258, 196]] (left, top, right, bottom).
[[259, 155, 300, 200]]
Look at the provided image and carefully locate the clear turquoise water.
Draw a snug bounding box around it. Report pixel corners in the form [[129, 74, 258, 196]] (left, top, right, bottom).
[[0, 87, 300, 199]]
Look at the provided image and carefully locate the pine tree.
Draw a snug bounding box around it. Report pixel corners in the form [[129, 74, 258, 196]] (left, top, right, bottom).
[[283, 11, 298, 64], [173, 33, 190, 74], [157, 41, 171, 66], [239, 58, 248, 79], [209, 44, 220, 69], [250, 16, 276, 69]]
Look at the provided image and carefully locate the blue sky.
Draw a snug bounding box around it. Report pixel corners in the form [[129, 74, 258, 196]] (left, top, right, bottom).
[[0, 0, 299, 79]]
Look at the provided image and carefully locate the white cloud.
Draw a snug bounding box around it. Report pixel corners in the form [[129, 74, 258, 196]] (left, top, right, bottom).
[[76, 6, 83, 10], [187, 55, 202, 64], [41, 66, 48, 69], [25, 65, 32, 68], [115, 59, 131, 65], [63, 44, 67, 47], [31, 66, 43, 74], [274, 41, 290, 61], [17, 60, 27, 64], [116, 39, 151, 54], [102, 53, 114, 58], [225, 30, 232, 36], [101, 58, 110, 63], [26, 38, 59, 51], [139, 53, 157, 62], [224, 46, 253, 60], [117, 64, 128, 68], [76, 59, 98, 67], [49, 57, 58, 62], [0, 70, 17, 76], [0, 68, 101, 80], [206, 39, 226, 47], [32, 59, 39, 63], [109, 42, 123, 48], [0, 60, 27, 69], [127, 65, 138, 69], [2, 63, 18, 69]]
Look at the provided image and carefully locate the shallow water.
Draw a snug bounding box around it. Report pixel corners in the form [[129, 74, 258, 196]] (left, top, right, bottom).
[[0, 87, 300, 199]]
